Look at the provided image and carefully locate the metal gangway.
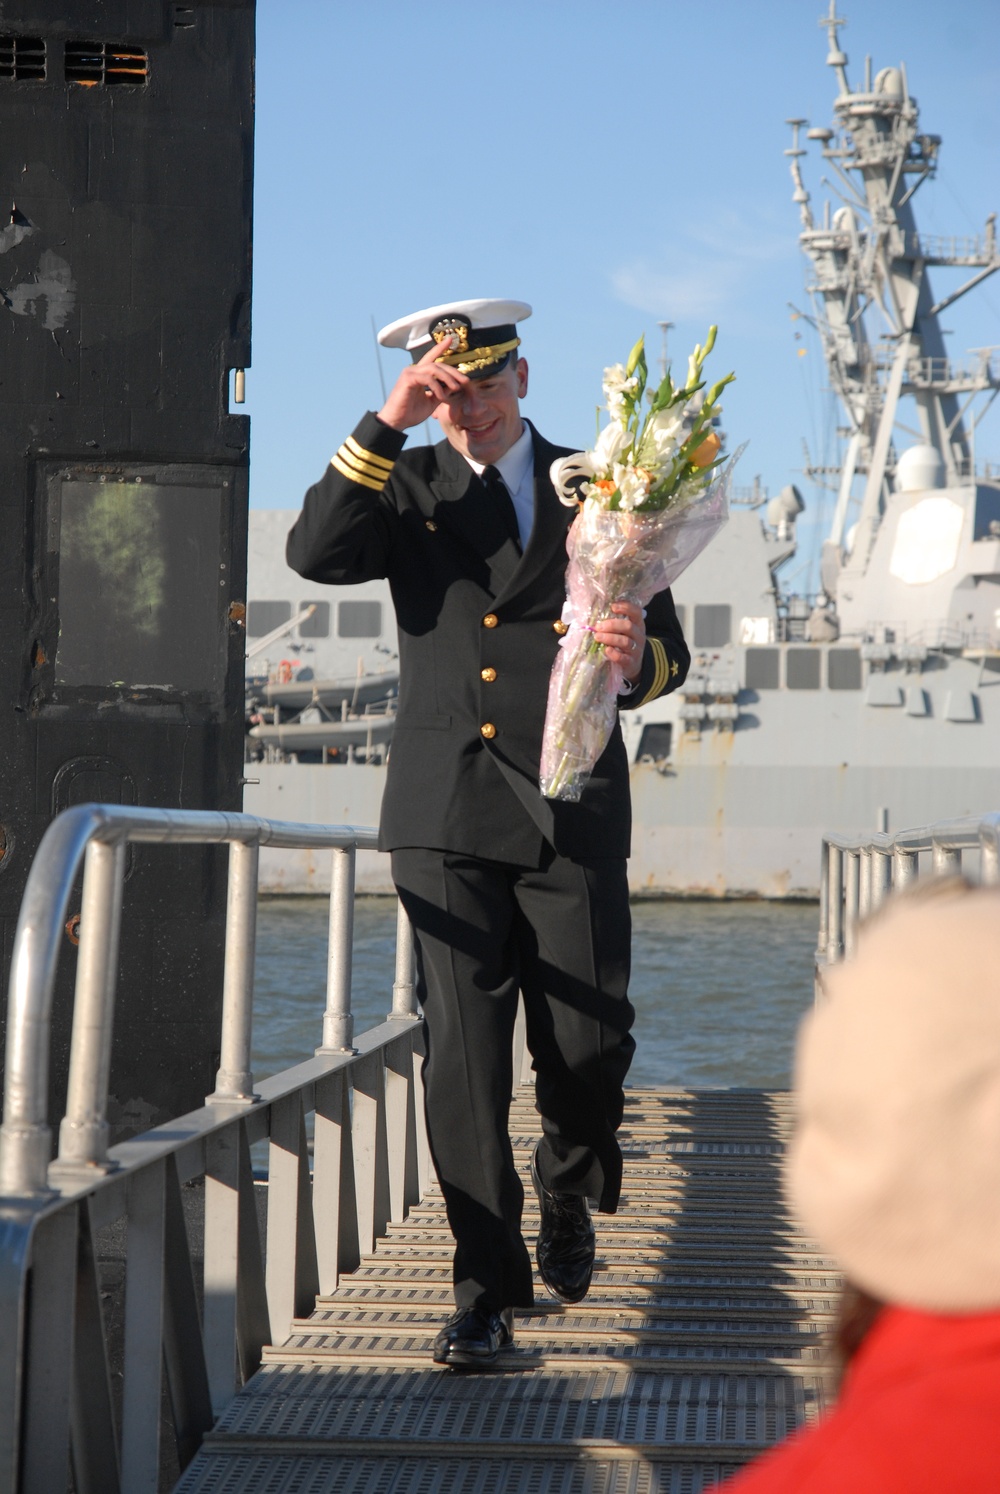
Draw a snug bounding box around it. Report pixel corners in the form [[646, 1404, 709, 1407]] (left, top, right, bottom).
[[1, 808, 996, 1492]]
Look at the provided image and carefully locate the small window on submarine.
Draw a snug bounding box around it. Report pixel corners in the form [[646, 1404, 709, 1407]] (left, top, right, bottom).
[[53, 476, 224, 692]]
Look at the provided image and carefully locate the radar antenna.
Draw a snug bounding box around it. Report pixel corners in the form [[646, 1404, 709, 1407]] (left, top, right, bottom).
[[787, 17, 1000, 594], [819, 2, 850, 95]]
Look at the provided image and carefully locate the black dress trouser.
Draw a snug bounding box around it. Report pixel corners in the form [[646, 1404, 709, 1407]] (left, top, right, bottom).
[[391, 845, 636, 1311]]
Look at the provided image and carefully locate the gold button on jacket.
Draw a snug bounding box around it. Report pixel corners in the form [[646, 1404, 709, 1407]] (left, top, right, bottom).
[[482, 613, 499, 629], [480, 722, 496, 739], [481, 667, 497, 683], [552, 619, 569, 635]]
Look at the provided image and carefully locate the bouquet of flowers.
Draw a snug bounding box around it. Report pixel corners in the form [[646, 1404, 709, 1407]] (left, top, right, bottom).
[[539, 326, 739, 801]]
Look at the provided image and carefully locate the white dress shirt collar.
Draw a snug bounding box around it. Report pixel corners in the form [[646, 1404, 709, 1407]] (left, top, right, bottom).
[[463, 419, 533, 492], [463, 421, 535, 549]]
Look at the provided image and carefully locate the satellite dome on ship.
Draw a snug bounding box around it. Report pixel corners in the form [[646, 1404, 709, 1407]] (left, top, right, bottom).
[[896, 445, 945, 493]]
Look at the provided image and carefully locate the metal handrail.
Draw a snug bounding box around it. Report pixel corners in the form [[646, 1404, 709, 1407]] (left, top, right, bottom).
[[0, 803, 425, 1491], [0, 804, 407, 1198], [816, 812, 1000, 972]]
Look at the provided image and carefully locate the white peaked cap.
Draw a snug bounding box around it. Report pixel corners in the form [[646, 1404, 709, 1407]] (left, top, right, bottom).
[[787, 883, 1000, 1312], [378, 299, 532, 351]]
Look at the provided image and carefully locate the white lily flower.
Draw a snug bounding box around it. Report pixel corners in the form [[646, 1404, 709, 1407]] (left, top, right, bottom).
[[648, 406, 685, 440], [613, 464, 650, 512], [608, 387, 637, 417], [603, 362, 639, 417], [640, 407, 684, 468], [592, 420, 632, 474], [549, 452, 595, 507]]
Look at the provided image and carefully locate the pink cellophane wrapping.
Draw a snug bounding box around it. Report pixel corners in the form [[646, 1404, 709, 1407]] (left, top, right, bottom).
[[539, 464, 734, 801]]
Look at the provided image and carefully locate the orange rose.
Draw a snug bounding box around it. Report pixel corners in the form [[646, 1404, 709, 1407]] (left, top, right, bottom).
[[688, 430, 721, 468]]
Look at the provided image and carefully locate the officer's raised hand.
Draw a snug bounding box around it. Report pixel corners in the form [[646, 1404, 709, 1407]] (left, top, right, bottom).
[[379, 339, 468, 431]]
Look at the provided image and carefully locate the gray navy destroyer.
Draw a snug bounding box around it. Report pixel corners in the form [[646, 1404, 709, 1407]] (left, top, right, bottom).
[[245, 7, 1000, 896]]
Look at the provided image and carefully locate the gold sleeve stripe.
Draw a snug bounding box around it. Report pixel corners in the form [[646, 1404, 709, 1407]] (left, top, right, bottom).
[[637, 638, 670, 706], [331, 450, 385, 491], [335, 441, 394, 483], [344, 435, 395, 474]]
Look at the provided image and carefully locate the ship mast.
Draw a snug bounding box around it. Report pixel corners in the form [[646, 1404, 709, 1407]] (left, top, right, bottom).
[[788, 2, 1000, 594]]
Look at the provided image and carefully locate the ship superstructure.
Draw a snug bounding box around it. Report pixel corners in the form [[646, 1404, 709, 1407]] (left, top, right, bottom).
[[789, 4, 999, 642]]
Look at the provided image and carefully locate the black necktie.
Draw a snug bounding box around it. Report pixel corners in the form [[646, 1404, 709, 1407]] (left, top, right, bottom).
[[482, 465, 521, 551]]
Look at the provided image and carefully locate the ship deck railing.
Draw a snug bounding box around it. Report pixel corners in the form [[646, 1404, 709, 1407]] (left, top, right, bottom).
[[907, 229, 998, 265]]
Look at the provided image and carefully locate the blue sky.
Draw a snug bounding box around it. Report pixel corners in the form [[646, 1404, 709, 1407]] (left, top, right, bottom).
[[247, 0, 1000, 590]]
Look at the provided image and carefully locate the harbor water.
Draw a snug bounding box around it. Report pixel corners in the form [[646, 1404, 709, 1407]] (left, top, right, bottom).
[[253, 898, 818, 1091]]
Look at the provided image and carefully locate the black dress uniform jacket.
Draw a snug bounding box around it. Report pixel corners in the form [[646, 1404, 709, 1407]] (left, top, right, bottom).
[[286, 412, 690, 865]]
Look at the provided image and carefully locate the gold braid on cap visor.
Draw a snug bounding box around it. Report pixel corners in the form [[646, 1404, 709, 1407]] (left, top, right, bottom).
[[433, 337, 521, 374]]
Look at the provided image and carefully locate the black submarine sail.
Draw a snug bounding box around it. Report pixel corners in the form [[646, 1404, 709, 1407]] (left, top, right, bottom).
[[0, 1, 255, 1134]]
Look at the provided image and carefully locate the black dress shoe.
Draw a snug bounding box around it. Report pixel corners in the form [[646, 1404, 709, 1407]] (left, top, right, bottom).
[[531, 1144, 596, 1303], [432, 1306, 514, 1368]]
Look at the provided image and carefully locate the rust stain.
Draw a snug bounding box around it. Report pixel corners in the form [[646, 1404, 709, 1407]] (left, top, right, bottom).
[[710, 727, 735, 765]]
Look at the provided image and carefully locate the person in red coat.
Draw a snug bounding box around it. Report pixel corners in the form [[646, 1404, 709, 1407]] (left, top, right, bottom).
[[723, 881, 1000, 1492]]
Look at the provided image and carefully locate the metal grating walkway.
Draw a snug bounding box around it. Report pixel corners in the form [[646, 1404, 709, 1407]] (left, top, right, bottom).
[[175, 1088, 838, 1493]]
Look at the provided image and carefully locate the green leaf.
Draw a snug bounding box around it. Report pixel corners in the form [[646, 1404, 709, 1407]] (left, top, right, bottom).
[[652, 381, 686, 413], [650, 372, 674, 410]]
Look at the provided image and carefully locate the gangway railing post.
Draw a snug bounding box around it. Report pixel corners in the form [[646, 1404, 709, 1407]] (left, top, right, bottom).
[[388, 903, 431, 1194], [844, 851, 860, 959], [0, 805, 105, 1197], [120, 1158, 166, 1490], [816, 838, 829, 961], [208, 840, 261, 1105], [350, 1052, 391, 1255], [981, 819, 1000, 884], [894, 846, 919, 888], [390, 901, 418, 1019], [858, 848, 872, 919], [826, 845, 844, 963], [932, 841, 961, 876], [54, 838, 127, 1174], [871, 844, 892, 909], [318, 845, 356, 1054]]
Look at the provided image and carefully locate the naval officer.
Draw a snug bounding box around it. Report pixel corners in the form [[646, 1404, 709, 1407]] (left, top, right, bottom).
[[287, 299, 690, 1367]]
